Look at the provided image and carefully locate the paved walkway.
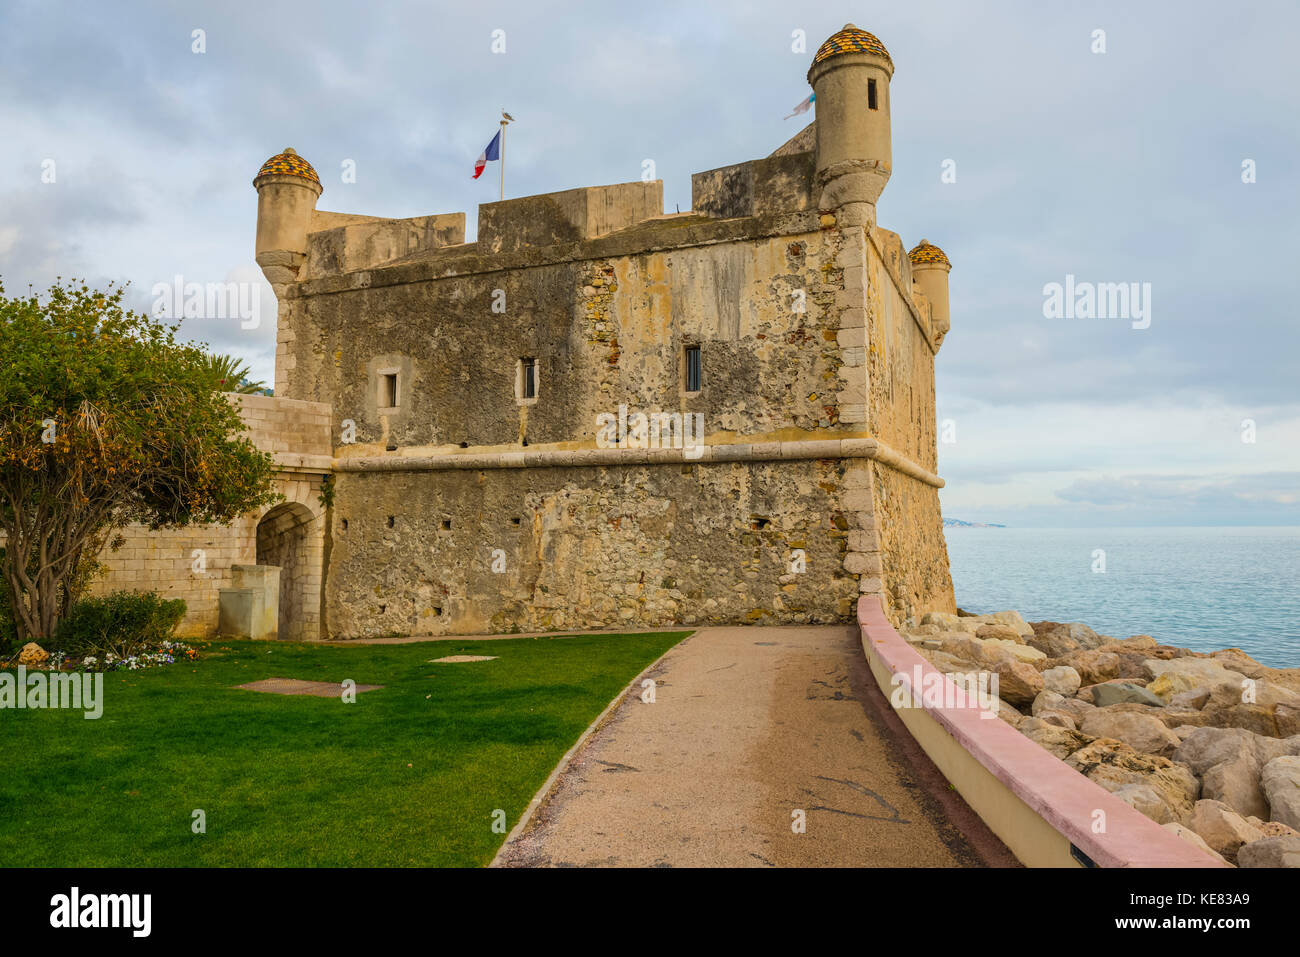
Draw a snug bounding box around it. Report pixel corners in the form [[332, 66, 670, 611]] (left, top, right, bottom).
[[494, 625, 1017, 867]]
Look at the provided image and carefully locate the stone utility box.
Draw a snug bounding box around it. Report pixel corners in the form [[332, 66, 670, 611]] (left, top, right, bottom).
[[218, 565, 280, 640], [95, 24, 958, 640]]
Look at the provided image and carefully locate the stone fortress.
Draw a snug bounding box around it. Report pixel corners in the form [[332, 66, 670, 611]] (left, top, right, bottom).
[[96, 24, 958, 640]]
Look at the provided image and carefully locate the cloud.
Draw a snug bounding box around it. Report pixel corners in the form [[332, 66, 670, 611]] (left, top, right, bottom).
[[0, 0, 1296, 525]]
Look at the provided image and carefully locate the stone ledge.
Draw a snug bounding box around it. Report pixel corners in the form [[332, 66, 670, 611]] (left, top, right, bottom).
[[330, 437, 943, 487]]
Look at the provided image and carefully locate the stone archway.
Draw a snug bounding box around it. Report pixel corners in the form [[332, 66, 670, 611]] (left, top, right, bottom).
[[255, 501, 320, 641]]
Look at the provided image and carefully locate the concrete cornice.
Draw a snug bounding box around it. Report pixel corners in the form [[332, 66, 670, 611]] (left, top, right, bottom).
[[329, 437, 943, 488]]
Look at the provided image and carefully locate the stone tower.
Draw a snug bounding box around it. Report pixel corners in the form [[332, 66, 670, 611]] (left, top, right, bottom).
[[909, 240, 953, 346], [253, 148, 322, 293], [807, 24, 894, 227]]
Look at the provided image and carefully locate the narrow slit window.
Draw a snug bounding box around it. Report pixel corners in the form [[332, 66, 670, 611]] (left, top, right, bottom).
[[381, 372, 399, 408], [514, 356, 535, 400], [868, 78, 878, 110], [685, 345, 702, 393]]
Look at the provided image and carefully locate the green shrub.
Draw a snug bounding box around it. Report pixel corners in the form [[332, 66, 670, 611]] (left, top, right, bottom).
[[52, 591, 187, 659]]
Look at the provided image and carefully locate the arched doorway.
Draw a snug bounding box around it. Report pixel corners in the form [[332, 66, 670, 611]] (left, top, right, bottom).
[[255, 501, 318, 641]]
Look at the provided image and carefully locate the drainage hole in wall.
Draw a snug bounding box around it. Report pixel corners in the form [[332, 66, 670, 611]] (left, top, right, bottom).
[[441, 519, 452, 530]]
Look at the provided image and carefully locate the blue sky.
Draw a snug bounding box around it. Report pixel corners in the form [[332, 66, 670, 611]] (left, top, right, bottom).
[[1, 0, 1296, 526]]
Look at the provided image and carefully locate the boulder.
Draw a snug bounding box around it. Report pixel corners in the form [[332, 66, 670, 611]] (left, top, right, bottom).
[[982, 638, 1046, 663], [1106, 651, 1158, 681], [931, 635, 990, 668], [1261, 756, 1300, 831], [1205, 677, 1300, 711], [1237, 836, 1300, 868], [1019, 719, 1094, 760], [1114, 783, 1179, 824], [993, 658, 1044, 707], [986, 610, 1033, 637], [1173, 727, 1300, 820], [1036, 711, 1077, 730], [1086, 681, 1165, 708], [1161, 823, 1229, 864], [1080, 711, 1182, 758], [1028, 621, 1106, 657], [1118, 635, 1159, 650], [1199, 679, 1300, 739], [1169, 687, 1211, 710], [1066, 738, 1200, 823], [1042, 665, 1082, 696], [921, 611, 964, 631], [1188, 799, 1265, 864], [1246, 819, 1300, 839], [17, 643, 48, 667], [1031, 690, 1094, 725], [1032, 690, 1067, 715], [918, 648, 985, 675], [975, 622, 1024, 643], [1060, 649, 1121, 686], [1211, 648, 1269, 680], [1146, 658, 1247, 701]]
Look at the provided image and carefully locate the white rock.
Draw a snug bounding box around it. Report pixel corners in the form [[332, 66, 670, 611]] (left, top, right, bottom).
[[1042, 665, 1082, 696]]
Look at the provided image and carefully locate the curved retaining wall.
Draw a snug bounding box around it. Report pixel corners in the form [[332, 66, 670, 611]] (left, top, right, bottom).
[[857, 596, 1225, 868]]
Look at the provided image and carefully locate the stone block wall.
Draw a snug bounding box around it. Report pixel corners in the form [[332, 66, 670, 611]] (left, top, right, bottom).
[[325, 457, 860, 638], [87, 396, 331, 639]]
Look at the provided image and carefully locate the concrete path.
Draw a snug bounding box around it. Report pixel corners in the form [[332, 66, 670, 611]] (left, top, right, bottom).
[[494, 625, 1017, 867]]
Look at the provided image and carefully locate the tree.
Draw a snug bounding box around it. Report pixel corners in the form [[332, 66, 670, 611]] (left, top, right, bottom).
[[0, 279, 281, 642], [197, 353, 268, 394]]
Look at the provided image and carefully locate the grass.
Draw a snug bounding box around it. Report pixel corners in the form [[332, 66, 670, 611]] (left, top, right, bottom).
[[0, 631, 688, 867]]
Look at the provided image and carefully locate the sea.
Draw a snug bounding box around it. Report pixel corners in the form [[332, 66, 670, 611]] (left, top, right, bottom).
[[943, 526, 1300, 668]]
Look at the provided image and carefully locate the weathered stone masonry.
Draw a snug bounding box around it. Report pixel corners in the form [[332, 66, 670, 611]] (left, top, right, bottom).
[[94, 24, 957, 639]]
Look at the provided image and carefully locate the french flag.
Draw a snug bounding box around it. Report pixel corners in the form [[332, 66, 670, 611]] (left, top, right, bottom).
[[473, 130, 501, 179]]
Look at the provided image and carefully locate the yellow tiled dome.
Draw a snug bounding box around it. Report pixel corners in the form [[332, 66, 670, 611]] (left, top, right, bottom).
[[255, 148, 320, 186], [813, 24, 892, 65], [909, 240, 950, 268]]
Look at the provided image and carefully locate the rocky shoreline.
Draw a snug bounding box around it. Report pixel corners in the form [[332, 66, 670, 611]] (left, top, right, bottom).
[[904, 609, 1300, 867]]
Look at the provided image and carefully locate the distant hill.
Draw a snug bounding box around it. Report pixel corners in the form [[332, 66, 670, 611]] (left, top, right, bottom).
[[943, 518, 1007, 528]]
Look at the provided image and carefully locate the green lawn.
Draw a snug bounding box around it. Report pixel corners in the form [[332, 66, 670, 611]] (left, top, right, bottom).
[[0, 631, 688, 867]]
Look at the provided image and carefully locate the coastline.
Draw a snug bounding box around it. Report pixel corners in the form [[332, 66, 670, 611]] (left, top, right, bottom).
[[902, 607, 1300, 867]]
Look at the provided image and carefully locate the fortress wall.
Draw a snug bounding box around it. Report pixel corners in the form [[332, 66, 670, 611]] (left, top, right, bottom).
[[869, 460, 955, 626], [324, 458, 860, 638], [292, 224, 854, 455], [862, 228, 953, 624]]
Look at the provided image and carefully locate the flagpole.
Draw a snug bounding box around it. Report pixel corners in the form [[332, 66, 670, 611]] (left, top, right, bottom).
[[499, 117, 506, 201]]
